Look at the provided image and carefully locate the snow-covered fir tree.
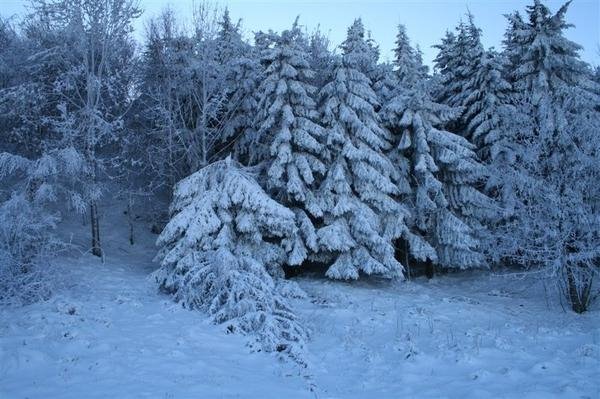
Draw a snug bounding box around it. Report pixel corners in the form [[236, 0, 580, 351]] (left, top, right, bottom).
[[222, 54, 263, 164], [253, 20, 328, 266], [382, 27, 490, 272], [433, 14, 484, 138], [212, 9, 263, 165], [454, 48, 525, 251], [499, 0, 600, 312], [215, 8, 246, 66], [414, 45, 430, 79], [393, 24, 420, 87], [315, 26, 406, 279], [339, 19, 379, 82], [460, 49, 515, 158], [371, 62, 398, 111], [153, 158, 308, 353], [593, 65, 600, 86], [307, 27, 333, 89]]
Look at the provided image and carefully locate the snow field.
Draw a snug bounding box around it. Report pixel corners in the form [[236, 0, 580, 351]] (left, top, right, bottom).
[[2, 231, 597, 398]]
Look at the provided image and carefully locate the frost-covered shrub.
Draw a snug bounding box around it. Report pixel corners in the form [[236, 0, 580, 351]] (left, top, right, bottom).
[[0, 149, 73, 306], [153, 158, 308, 354], [0, 195, 59, 306], [0, 148, 89, 213]]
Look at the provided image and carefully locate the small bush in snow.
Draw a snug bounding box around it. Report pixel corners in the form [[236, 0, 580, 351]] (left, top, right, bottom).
[[0, 195, 59, 306], [153, 158, 308, 355]]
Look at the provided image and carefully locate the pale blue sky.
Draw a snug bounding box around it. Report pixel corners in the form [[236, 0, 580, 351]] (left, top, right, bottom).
[[2, 0, 598, 67]]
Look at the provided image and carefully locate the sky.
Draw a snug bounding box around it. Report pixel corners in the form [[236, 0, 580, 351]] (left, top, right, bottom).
[[1, 0, 599, 67]]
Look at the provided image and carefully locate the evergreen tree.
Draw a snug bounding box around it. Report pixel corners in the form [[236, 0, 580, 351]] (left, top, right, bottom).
[[253, 21, 327, 265], [307, 27, 333, 89], [383, 87, 488, 271], [223, 54, 263, 164], [393, 24, 420, 86], [315, 29, 406, 279], [339, 19, 379, 81], [215, 8, 246, 66], [414, 45, 429, 79], [461, 49, 523, 237], [500, 0, 600, 312], [371, 62, 398, 113], [214, 9, 263, 165], [433, 14, 484, 138], [383, 28, 489, 272], [153, 158, 307, 353], [461, 49, 514, 157], [593, 65, 600, 86]]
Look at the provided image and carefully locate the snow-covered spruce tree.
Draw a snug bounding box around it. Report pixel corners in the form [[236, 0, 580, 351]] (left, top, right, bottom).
[[214, 8, 246, 66], [226, 29, 279, 165], [340, 19, 379, 82], [375, 25, 437, 276], [213, 9, 264, 165], [222, 54, 263, 164], [498, 0, 600, 313], [382, 26, 490, 274], [393, 24, 420, 87], [433, 14, 484, 138], [460, 49, 515, 159], [307, 27, 334, 89], [153, 158, 307, 354], [593, 65, 600, 86], [315, 30, 406, 280], [253, 20, 327, 266], [452, 48, 527, 265], [431, 30, 455, 78], [371, 62, 398, 115], [414, 45, 430, 80]]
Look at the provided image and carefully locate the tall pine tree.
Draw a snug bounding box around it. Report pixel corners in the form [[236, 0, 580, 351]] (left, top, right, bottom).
[[253, 20, 327, 266], [382, 25, 489, 274], [314, 21, 407, 280], [499, 0, 600, 312], [433, 14, 484, 139]]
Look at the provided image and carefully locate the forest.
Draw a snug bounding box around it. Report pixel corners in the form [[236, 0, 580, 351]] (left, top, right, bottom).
[[0, 0, 599, 395]]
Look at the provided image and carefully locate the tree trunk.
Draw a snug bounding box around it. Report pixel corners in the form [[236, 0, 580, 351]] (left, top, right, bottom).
[[127, 196, 134, 246], [565, 264, 592, 314], [90, 201, 102, 258], [425, 259, 434, 280], [404, 240, 411, 280]]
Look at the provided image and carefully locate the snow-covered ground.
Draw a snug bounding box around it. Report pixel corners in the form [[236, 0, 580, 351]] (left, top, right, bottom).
[[1, 213, 598, 399]]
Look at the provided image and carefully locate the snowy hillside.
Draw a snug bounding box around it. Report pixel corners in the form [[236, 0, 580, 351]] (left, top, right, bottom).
[[1, 212, 597, 399]]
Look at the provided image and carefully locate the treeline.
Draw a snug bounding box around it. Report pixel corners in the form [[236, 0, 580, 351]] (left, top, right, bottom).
[[0, 0, 598, 315]]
